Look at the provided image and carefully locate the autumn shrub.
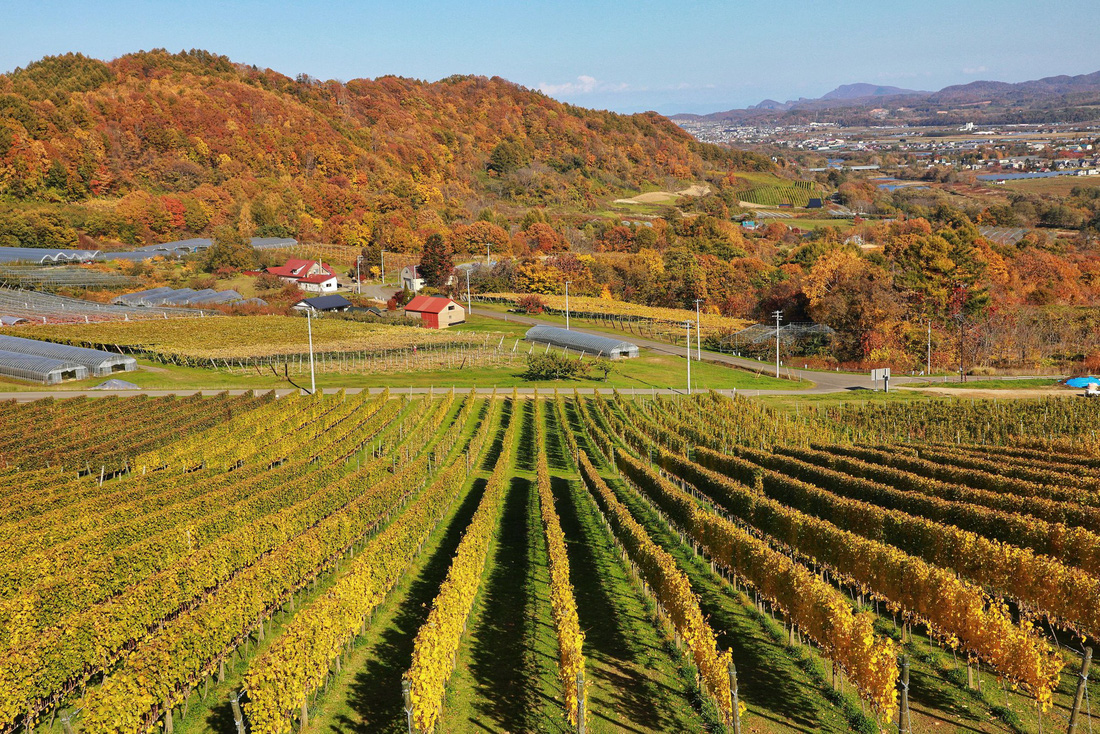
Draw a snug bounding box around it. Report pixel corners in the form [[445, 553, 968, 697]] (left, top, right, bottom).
[[517, 293, 545, 314], [1084, 350, 1100, 373], [255, 272, 283, 291], [523, 351, 590, 381]]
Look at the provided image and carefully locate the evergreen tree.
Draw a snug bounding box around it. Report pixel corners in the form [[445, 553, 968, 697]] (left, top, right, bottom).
[[418, 233, 454, 287]]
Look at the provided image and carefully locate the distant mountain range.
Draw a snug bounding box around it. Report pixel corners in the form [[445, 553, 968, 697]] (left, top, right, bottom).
[[675, 71, 1100, 126]]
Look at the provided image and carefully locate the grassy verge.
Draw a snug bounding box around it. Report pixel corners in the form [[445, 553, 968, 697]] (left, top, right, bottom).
[[0, 352, 800, 396]]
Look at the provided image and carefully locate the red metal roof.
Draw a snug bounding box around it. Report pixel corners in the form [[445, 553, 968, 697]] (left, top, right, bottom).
[[267, 260, 335, 279], [298, 273, 337, 284], [404, 295, 458, 314]]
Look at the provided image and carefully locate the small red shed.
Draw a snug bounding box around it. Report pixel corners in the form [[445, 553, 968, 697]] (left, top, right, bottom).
[[404, 295, 466, 329]]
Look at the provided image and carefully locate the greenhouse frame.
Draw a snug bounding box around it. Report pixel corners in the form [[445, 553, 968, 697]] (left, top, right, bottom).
[[0, 350, 89, 384], [524, 325, 639, 359], [0, 335, 137, 376]]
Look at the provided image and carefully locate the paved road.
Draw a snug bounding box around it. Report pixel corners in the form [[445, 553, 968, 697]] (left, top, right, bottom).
[[472, 308, 922, 395], [352, 283, 401, 301], [0, 386, 806, 402]]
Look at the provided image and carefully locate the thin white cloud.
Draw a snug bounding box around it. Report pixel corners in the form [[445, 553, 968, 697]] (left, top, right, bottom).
[[538, 75, 630, 95], [963, 65, 988, 75]]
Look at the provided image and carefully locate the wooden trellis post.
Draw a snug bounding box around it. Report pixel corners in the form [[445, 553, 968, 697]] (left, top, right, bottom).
[[1068, 646, 1093, 734], [728, 660, 741, 734], [899, 655, 911, 734]]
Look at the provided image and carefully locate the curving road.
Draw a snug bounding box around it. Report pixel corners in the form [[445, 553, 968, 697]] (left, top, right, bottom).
[[475, 310, 920, 395], [0, 309, 1027, 402]]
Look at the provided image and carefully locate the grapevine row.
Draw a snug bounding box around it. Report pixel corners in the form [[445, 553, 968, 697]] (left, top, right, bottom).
[[828, 442, 1100, 502], [534, 398, 586, 727], [779, 444, 1100, 529], [650, 447, 1063, 706], [0, 392, 393, 571], [72, 399, 468, 733], [0, 396, 421, 726], [573, 449, 738, 724], [0, 392, 403, 632], [582, 398, 902, 717], [735, 445, 1100, 578], [403, 397, 520, 733], [243, 396, 499, 732]]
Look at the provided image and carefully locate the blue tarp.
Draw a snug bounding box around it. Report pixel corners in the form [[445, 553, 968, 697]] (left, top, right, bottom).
[[1066, 376, 1100, 388]]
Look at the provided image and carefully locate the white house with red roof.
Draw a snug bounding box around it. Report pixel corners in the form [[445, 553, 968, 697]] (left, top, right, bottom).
[[404, 295, 465, 329], [266, 259, 338, 293]]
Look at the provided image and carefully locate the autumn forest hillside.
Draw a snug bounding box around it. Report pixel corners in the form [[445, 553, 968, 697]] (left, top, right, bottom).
[[0, 49, 769, 248]]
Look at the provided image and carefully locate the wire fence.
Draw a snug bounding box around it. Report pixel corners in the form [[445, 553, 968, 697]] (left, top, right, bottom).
[[218, 335, 527, 376]]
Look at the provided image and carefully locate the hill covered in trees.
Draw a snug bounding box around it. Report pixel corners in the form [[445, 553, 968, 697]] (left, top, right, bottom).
[[0, 49, 770, 249]]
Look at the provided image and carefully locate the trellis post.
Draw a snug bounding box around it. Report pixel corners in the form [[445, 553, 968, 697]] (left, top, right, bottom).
[[1068, 646, 1093, 734], [899, 655, 911, 734], [230, 692, 248, 733], [403, 679, 416, 734], [728, 660, 741, 734]]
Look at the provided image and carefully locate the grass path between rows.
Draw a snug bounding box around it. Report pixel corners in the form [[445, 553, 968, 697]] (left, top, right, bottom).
[[546, 402, 708, 733], [436, 399, 566, 732]]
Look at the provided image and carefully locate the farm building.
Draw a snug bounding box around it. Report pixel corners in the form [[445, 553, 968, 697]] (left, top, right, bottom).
[[524, 325, 639, 359], [267, 260, 338, 292], [0, 335, 137, 376], [0, 350, 88, 384], [400, 265, 426, 293], [297, 273, 338, 293], [404, 296, 465, 329], [293, 294, 353, 313]]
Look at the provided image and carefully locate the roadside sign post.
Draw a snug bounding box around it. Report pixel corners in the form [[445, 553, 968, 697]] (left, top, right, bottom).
[[871, 367, 891, 392]]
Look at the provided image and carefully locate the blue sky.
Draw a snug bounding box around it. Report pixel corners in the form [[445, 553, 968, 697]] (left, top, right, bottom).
[[3, 0, 1098, 115]]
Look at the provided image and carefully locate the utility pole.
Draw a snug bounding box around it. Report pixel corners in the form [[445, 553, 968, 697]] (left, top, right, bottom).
[[694, 298, 703, 361], [565, 280, 571, 330], [486, 244, 491, 268], [773, 310, 783, 379], [465, 268, 472, 316], [380, 249, 387, 285], [307, 309, 316, 395], [926, 321, 931, 376], [686, 320, 692, 395], [356, 255, 362, 295]]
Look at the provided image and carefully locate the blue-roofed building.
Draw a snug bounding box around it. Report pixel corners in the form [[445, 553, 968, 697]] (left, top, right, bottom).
[[293, 294, 352, 313]]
